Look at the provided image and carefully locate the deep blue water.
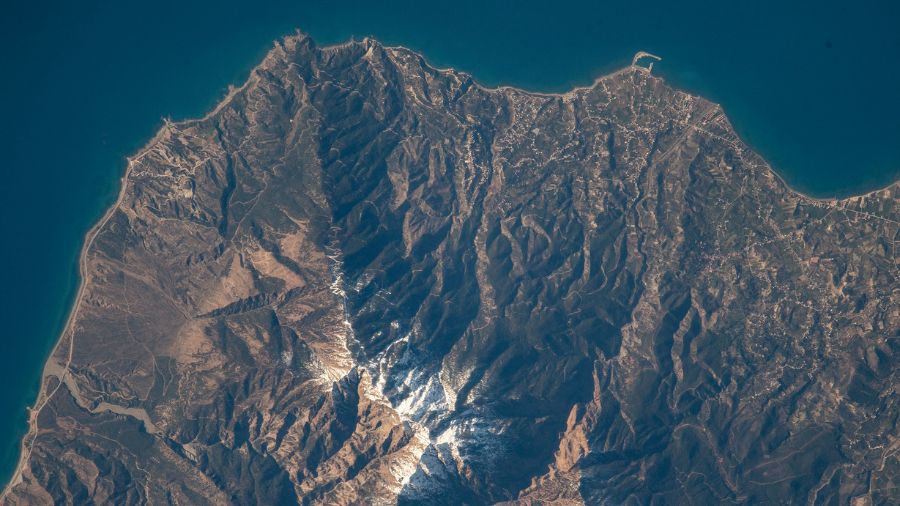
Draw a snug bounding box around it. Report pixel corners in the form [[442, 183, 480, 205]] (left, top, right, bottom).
[[1, 0, 898, 487]]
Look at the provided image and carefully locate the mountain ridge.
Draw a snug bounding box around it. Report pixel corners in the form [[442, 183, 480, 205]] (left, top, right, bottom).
[[3, 32, 898, 504]]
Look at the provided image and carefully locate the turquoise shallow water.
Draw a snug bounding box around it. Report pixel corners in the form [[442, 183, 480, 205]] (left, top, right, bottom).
[[1, 0, 898, 487]]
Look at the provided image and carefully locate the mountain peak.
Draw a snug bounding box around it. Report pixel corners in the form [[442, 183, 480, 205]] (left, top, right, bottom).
[[5, 33, 897, 505]]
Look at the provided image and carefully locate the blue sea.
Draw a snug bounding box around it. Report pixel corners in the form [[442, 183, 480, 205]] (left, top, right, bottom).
[[1, 0, 898, 487]]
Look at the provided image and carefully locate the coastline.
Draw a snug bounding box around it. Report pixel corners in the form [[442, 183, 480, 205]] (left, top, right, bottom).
[[383, 37, 900, 203], [0, 34, 277, 499], [3, 31, 898, 498], [0, 145, 137, 498]]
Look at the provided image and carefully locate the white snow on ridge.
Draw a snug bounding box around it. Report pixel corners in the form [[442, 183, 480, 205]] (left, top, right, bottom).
[[323, 252, 505, 493]]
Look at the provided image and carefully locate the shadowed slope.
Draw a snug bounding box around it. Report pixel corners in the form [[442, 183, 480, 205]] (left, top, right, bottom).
[[3, 33, 898, 505]]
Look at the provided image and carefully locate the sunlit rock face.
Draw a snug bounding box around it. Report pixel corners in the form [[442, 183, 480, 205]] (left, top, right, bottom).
[[4, 33, 898, 505]]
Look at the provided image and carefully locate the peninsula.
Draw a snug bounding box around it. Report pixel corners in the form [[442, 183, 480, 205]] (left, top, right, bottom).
[[3, 33, 898, 504]]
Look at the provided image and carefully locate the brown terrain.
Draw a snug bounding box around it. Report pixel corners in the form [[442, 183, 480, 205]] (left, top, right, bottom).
[[2, 33, 898, 504]]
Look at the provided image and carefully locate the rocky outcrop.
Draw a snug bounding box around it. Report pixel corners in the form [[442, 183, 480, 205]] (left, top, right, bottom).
[[3, 33, 898, 504]]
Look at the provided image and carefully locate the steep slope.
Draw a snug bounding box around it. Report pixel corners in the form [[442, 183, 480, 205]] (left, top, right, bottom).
[[3, 33, 898, 504]]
